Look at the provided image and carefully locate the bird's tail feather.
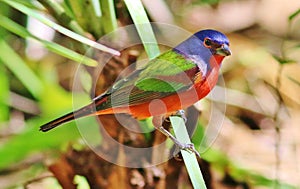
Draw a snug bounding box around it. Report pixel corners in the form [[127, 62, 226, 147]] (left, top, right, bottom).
[[39, 103, 95, 132]]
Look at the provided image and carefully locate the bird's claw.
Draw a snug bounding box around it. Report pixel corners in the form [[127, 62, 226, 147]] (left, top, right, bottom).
[[175, 110, 187, 123], [157, 126, 200, 158], [176, 142, 200, 158]]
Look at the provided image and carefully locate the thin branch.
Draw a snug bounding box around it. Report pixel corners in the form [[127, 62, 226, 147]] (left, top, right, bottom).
[[273, 64, 284, 189], [24, 174, 54, 189]]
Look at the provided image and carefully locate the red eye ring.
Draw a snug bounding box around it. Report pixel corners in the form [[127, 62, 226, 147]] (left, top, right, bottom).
[[203, 37, 212, 48]]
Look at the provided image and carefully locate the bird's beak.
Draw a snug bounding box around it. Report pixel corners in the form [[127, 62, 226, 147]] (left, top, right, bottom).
[[216, 44, 231, 56]]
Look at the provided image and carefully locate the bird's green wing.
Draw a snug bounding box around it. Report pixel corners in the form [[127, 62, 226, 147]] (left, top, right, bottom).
[[98, 50, 199, 109], [134, 50, 197, 92]]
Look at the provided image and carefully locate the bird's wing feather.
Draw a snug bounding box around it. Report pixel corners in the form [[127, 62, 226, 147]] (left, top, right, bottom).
[[97, 50, 201, 109]]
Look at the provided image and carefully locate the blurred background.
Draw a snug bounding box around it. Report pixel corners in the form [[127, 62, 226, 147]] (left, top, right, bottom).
[[0, 0, 300, 188]]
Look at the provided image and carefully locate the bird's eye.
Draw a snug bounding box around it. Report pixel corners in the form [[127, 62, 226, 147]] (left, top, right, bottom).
[[204, 38, 212, 48]]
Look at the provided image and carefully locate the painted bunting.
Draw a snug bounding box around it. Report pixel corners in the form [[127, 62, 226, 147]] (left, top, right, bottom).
[[40, 29, 231, 153]]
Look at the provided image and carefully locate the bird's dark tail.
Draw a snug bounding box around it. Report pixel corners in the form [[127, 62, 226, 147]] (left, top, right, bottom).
[[39, 103, 95, 132]]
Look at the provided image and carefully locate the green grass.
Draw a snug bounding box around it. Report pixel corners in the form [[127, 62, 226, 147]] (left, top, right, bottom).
[[0, 38, 44, 99], [0, 0, 298, 188], [1, 0, 120, 56]]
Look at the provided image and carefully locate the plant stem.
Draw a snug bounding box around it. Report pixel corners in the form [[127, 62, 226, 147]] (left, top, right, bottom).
[[37, 0, 86, 36], [100, 0, 118, 34], [273, 64, 283, 189]]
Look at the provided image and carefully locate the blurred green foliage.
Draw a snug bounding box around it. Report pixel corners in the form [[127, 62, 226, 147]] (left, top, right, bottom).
[[0, 0, 299, 188]]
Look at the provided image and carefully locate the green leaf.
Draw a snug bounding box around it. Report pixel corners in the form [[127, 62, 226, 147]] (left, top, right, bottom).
[[124, 0, 160, 59], [138, 118, 154, 141], [0, 118, 80, 170], [10, 0, 39, 9], [0, 38, 44, 99], [91, 0, 102, 17], [74, 175, 90, 189], [41, 39, 98, 66], [100, 0, 118, 34], [170, 117, 207, 189], [0, 2, 10, 37], [1, 0, 120, 56], [0, 14, 31, 38], [0, 14, 98, 66], [272, 54, 295, 65], [0, 83, 92, 170], [68, 0, 103, 38], [0, 63, 9, 122], [37, 0, 86, 36], [289, 8, 300, 21], [201, 0, 220, 5]]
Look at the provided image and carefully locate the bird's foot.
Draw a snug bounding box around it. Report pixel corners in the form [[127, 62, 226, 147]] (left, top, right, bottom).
[[158, 126, 200, 158], [174, 142, 200, 158], [175, 109, 187, 123]]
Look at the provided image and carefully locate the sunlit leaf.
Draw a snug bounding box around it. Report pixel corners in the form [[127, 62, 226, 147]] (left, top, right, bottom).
[[1, 0, 120, 56], [289, 8, 300, 21], [124, 0, 160, 59], [272, 54, 295, 65], [74, 175, 90, 189], [0, 15, 98, 66], [100, 0, 118, 34], [36, 0, 86, 36], [171, 117, 207, 189], [201, 0, 220, 5], [0, 64, 9, 122], [0, 38, 44, 99], [64, 0, 103, 38]]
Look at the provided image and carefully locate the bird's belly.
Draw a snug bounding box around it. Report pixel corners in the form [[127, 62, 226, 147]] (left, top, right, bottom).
[[127, 79, 214, 119]]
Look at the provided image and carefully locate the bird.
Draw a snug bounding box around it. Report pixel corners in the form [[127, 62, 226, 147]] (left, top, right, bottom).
[[40, 29, 231, 155]]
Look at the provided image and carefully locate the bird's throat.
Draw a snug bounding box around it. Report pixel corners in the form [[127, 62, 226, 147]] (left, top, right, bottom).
[[212, 55, 225, 66]]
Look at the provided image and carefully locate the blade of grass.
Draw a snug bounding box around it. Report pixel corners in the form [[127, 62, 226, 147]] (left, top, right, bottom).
[[42, 40, 98, 66], [1, 0, 120, 56], [171, 117, 207, 189], [65, 0, 87, 30], [91, 0, 102, 17], [10, 0, 40, 10], [83, 0, 102, 38], [68, 0, 103, 38], [37, 0, 86, 36], [0, 1, 9, 37], [0, 63, 9, 122], [0, 38, 44, 99], [0, 14, 98, 66], [100, 0, 118, 34], [124, 0, 160, 58], [0, 3, 9, 117], [289, 8, 300, 21]]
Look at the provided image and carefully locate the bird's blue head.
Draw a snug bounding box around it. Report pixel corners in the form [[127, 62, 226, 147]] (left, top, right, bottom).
[[194, 29, 231, 56]]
